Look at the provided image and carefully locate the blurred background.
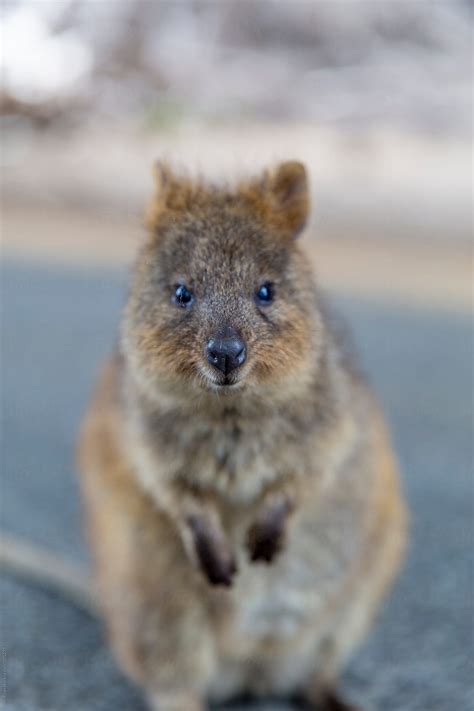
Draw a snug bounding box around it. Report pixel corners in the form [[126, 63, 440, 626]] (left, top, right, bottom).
[[1, 2, 472, 710]]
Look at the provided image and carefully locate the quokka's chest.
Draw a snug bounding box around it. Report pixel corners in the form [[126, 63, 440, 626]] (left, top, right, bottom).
[[155, 417, 313, 502]]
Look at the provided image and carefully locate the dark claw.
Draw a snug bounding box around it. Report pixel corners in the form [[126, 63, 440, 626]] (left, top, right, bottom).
[[205, 554, 237, 587]]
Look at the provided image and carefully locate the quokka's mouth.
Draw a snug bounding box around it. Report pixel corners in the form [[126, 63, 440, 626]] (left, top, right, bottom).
[[198, 367, 246, 392], [208, 378, 244, 392]]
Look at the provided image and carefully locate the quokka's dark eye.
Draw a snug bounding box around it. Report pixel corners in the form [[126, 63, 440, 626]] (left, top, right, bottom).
[[256, 282, 274, 305], [173, 284, 194, 307]]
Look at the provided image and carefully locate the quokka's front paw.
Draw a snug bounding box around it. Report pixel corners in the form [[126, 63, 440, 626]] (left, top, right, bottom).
[[246, 496, 293, 564], [247, 517, 285, 563], [187, 515, 237, 587]]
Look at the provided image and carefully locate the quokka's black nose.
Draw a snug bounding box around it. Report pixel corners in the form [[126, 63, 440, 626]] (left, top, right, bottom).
[[207, 326, 246, 376]]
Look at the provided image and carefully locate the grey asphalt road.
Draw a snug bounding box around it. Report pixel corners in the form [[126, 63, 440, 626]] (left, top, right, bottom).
[[1, 260, 472, 711]]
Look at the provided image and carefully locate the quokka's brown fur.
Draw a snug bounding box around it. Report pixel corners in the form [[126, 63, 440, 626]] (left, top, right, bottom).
[[78, 161, 407, 711]]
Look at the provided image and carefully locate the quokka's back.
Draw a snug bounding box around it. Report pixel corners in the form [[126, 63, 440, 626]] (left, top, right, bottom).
[[78, 161, 407, 711]]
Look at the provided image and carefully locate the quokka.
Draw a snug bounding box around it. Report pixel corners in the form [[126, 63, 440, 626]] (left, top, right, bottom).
[[78, 161, 407, 711]]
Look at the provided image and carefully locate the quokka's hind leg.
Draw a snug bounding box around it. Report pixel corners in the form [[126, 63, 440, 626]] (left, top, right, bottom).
[[80, 447, 216, 709], [87, 482, 215, 710], [299, 508, 405, 710]]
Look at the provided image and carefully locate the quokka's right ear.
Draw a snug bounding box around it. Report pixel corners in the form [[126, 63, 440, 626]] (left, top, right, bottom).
[[239, 161, 310, 241], [263, 161, 310, 239], [145, 161, 194, 232]]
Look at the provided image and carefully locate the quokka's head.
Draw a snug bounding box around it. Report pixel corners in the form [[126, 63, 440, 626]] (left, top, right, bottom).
[[123, 161, 324, 404]]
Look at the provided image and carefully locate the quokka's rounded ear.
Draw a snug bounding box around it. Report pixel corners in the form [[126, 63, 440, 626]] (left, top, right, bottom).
[[265, 161, 309, 239]]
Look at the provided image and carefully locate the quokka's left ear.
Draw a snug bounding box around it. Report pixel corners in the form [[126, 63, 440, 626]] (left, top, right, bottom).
[[264, 161, 310, 239]]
